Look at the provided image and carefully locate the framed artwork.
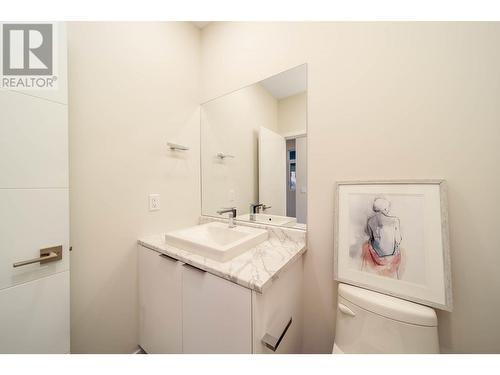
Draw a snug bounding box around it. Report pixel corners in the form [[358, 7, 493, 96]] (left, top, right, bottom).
[[334, 180, 452, 311]]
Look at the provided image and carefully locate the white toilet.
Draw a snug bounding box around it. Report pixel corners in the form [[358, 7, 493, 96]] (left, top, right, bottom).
[[333, 283, 439, 353]]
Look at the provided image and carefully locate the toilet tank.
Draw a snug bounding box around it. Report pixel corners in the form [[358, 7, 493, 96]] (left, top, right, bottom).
[[333, 284, 439, 354]]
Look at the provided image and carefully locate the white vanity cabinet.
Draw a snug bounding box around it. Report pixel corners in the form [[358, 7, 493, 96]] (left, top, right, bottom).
[[138, 246, 183, 353], [138, 244, 303, 354]]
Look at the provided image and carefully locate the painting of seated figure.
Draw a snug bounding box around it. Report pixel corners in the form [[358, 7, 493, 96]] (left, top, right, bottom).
[[362, 197, 403, 279], [335, 181, 453, 311], [347, 192, 425, 285]]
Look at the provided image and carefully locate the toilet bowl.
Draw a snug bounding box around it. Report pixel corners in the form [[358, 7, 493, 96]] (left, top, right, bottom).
[[333, 283, 439, 354]]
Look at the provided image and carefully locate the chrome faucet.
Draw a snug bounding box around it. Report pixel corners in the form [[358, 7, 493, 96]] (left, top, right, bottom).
[[217, 207, 237, 228], [249, 203, 272, 221], [249, 203, 264, 221]]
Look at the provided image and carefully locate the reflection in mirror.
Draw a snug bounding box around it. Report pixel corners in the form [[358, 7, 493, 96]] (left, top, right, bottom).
[[201, 65, 307, 229]]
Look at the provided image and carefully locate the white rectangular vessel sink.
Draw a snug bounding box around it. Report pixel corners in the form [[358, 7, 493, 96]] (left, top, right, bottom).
[[164, 222, 268, 262], [237, 213, 297, 226]]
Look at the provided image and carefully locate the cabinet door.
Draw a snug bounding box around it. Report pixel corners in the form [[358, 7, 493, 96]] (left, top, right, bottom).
[[252, 258, 303, 354], [182, 264, 252, 353], [138, 246, 182, 353]]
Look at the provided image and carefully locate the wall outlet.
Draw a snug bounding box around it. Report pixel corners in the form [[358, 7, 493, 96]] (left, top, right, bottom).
[[149, 194, 160, 211]]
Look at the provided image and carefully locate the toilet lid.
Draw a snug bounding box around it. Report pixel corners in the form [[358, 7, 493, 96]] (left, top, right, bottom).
[[338, 283, 438, 327]]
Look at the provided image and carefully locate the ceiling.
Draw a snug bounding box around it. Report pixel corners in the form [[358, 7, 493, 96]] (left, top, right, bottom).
[[192, 21, 211, 29], [259, 64, 307, 100]]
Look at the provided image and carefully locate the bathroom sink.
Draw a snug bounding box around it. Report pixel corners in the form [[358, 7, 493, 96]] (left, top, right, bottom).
[[237, 213, 297, 226], [164, 222, 268, 262]]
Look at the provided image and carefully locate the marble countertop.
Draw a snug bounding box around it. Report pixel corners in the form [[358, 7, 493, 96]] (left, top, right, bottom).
[[138, 218, 306, 293]]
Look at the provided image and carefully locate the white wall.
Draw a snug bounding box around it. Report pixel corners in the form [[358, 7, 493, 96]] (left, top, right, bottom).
[[277, 92, 307, 137], [68, 22, 200, 353], [201, 83, 278, 216], [200, 22, 500, 353]]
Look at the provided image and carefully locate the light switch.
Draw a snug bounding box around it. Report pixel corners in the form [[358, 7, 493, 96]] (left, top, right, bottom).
[[149, 194, 160, 211]]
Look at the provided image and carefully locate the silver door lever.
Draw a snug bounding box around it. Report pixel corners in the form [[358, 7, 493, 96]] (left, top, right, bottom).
[[13, 245, 63, 268]]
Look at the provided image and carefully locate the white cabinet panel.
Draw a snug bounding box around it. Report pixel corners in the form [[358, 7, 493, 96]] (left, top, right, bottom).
[[252, 258, 303, 354], [0, 270, 70, 353], [0, 91, 68, 189], [182, 264, 252, 353], [138, 246, 182, 353], [0, 189, 69, 291]]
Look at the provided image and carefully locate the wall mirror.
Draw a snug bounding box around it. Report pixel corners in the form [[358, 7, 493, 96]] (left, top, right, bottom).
[[201, 64, 307, 229]]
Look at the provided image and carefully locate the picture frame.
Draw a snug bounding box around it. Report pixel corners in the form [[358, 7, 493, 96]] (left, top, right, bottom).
[[333, 180, 453, 311]]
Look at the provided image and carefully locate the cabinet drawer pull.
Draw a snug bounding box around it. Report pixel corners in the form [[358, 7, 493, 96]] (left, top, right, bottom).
[[159, 253, 178, 262], [261, 317, 292, 352], [182, 263, 206, 273]]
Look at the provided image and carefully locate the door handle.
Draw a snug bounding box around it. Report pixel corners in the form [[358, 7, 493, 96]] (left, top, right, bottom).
[[13, 245, 63, 268]]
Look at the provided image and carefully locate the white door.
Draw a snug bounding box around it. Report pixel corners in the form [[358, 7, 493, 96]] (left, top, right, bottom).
[[258, 127, 286, 216], [295, 136, 307, 224], [0, 23, 69, 353]]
